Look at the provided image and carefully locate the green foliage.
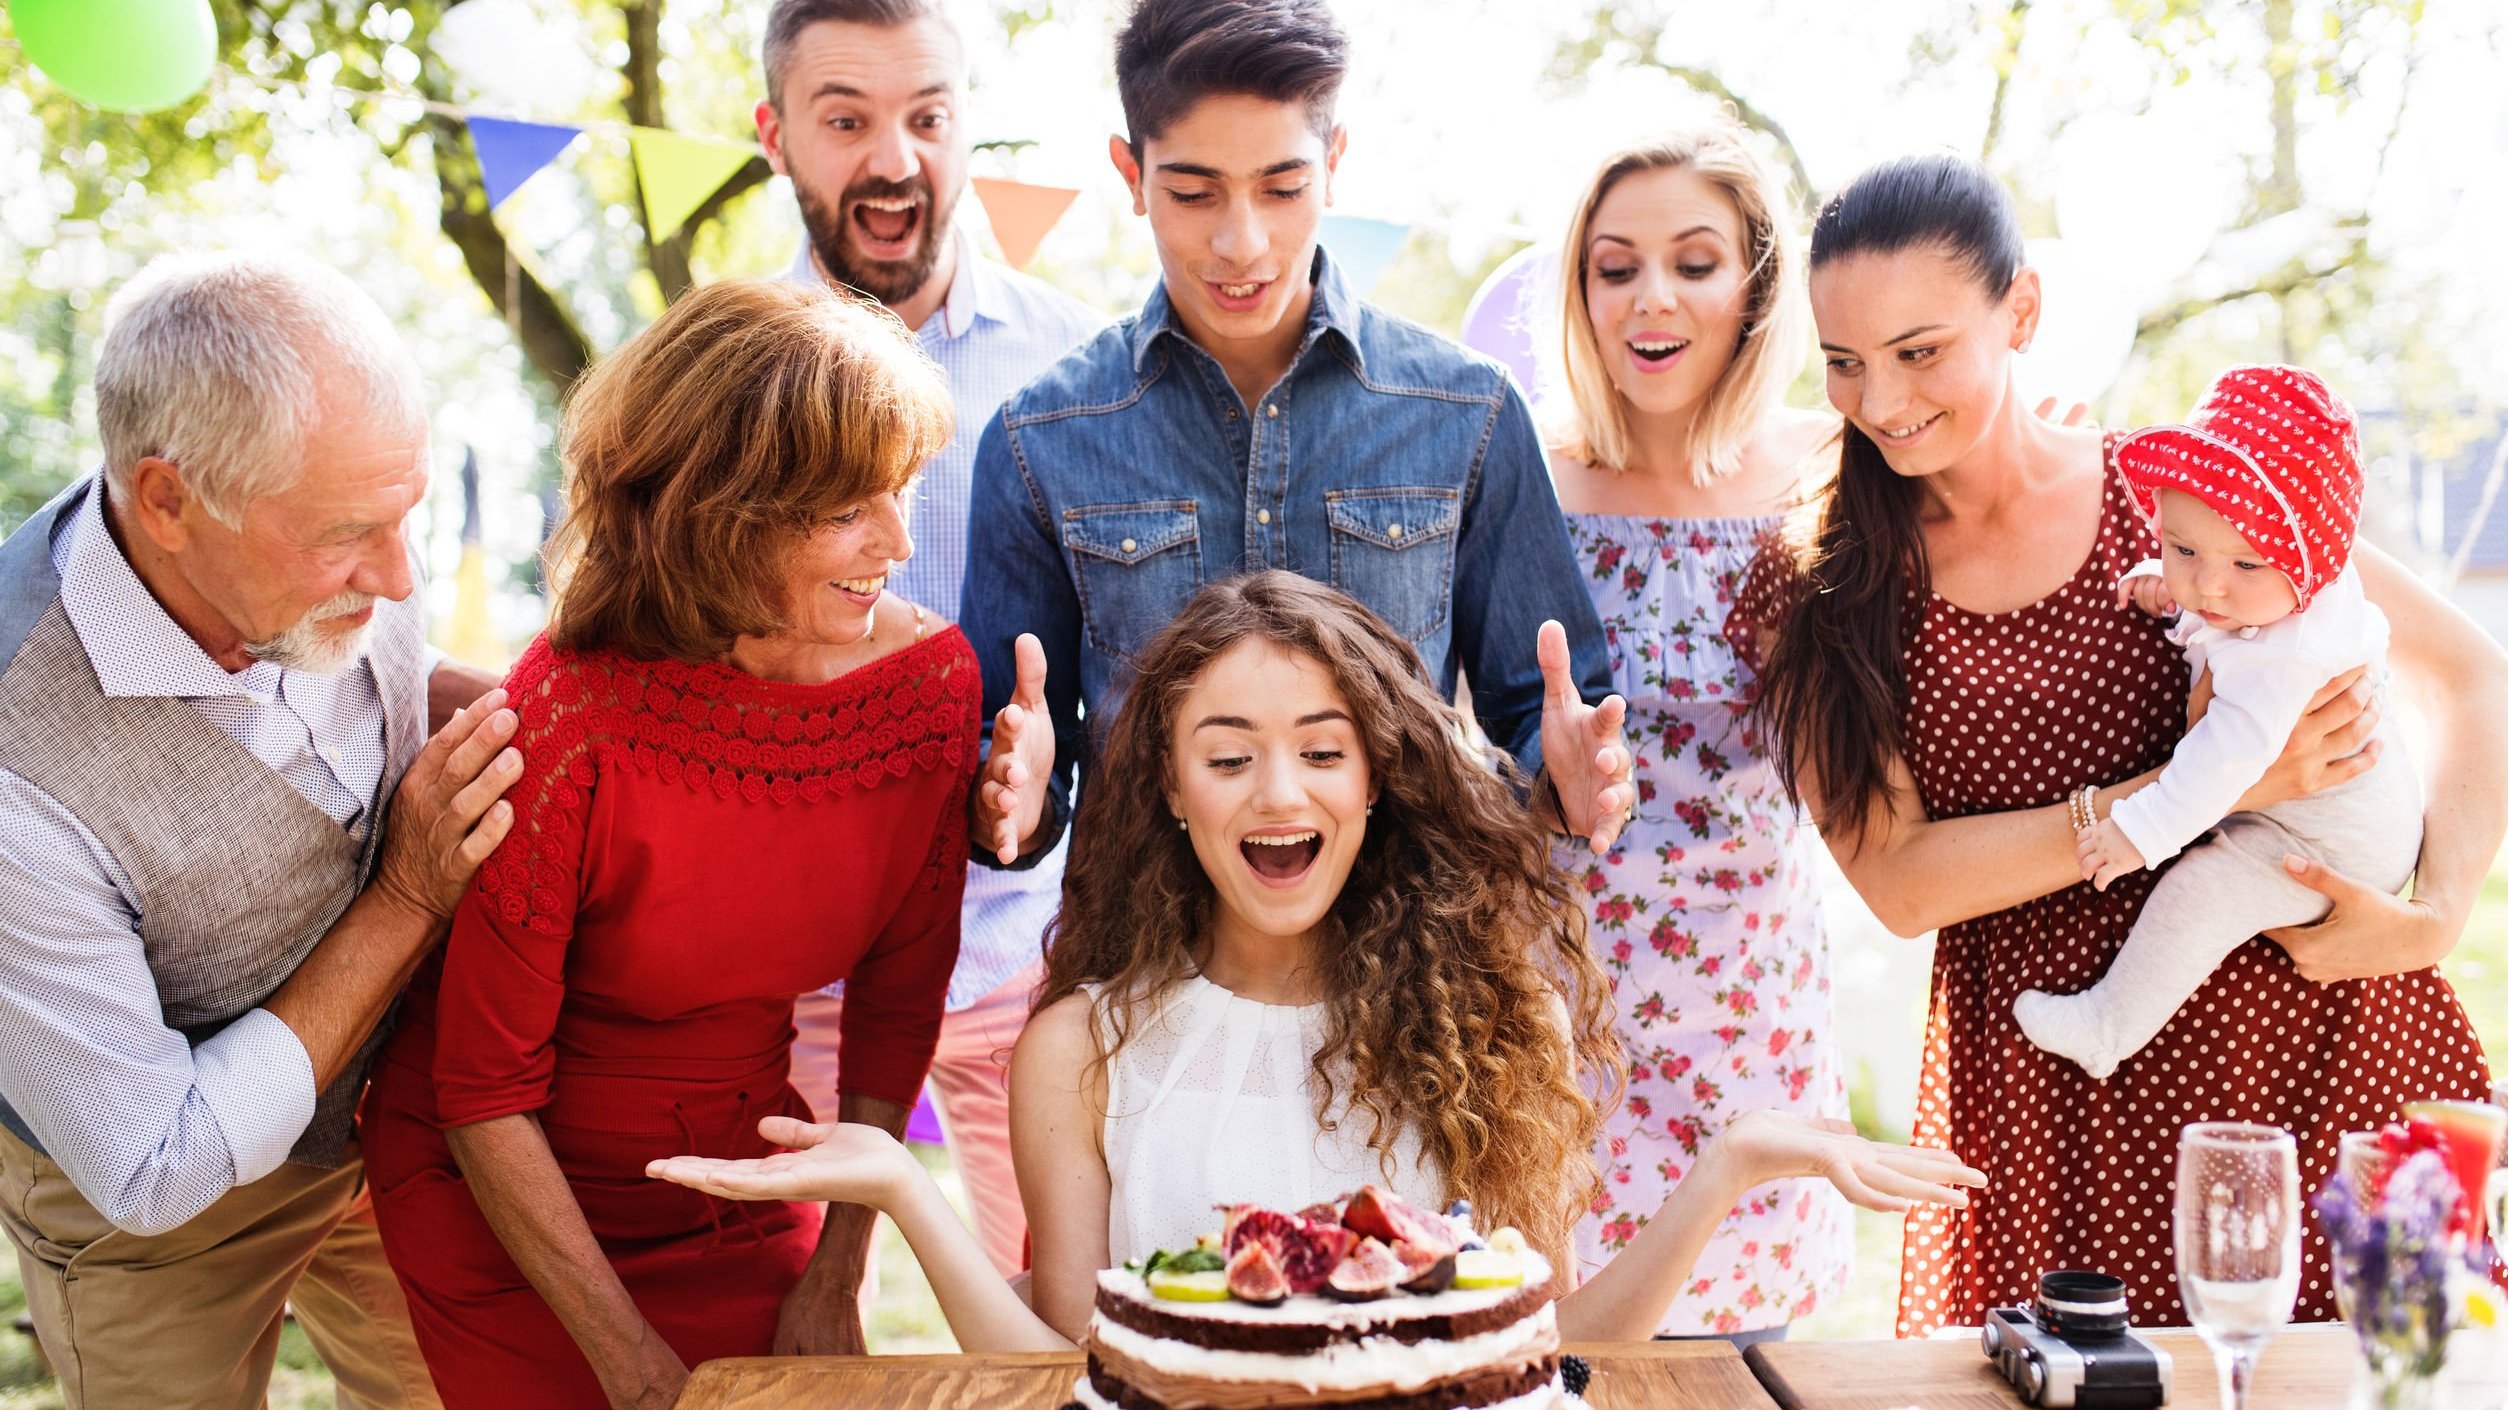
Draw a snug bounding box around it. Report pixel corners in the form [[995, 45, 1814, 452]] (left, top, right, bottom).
[[0, 0, 800, 535], [1139, 1245, 1227, 1277]]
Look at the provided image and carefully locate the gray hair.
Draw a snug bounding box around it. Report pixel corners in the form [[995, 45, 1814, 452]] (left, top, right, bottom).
[[94, 253, 425, 527], [762, 0, 958, 110]]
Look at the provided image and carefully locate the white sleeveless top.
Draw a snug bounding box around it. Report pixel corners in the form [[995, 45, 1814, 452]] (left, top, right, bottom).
[[1096, 976, 1445, 1265]]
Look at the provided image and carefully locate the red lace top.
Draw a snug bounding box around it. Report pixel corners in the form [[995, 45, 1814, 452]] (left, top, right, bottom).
[[399, 627, 978, 1136]]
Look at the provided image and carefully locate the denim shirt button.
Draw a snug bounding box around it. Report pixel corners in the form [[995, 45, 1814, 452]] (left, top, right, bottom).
[[1265, 404, 1279, 418], [1256, 509, 1271, 525], [1120, 537, 1137, 553], [1387, 523, 1404, 540]]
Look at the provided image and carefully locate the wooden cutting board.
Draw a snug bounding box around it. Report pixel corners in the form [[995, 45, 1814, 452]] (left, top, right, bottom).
[[673, 1341, 1781, 1408]]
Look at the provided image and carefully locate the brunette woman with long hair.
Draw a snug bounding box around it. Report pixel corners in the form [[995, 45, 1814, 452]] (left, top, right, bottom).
[[651, 571, 1982, 1346], [1736, 153, 2508, 1334], [1544, 124, 1850, 1343]]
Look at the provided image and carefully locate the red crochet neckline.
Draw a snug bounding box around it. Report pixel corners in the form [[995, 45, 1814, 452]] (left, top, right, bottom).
[[475, 630, 978, 934]]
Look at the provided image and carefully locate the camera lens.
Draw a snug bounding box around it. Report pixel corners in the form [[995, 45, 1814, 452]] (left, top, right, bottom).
[[2035, 1270, 2130, 1338]]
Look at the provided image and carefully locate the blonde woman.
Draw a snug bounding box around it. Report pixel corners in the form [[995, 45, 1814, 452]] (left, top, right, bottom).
[[1545, 125, 1847, 1343]]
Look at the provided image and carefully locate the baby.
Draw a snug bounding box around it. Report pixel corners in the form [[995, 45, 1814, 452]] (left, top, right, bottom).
[[2013, 364, 2420, 1079]]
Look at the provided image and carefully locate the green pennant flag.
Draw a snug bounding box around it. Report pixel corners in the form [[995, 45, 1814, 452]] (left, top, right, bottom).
[[628, 127, 757, 241]]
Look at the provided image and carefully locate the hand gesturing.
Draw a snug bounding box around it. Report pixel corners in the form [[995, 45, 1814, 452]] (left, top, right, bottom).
[[647, 1116, 912, 1206], [1534, 620, 1633, 852], [971, 633, 1055, 864]]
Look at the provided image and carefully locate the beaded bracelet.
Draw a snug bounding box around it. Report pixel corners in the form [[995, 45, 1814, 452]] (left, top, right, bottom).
[[2066, 782, 2100, 834]]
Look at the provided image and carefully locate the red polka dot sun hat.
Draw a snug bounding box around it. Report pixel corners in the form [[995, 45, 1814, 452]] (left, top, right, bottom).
[[2114, 364, 2362, 611]]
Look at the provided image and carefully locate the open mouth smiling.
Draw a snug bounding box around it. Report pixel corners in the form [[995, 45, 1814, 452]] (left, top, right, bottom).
[[1239, 828, 1321, 886], [851, 194, 922, 252], [1628, 335, 1688, 368]]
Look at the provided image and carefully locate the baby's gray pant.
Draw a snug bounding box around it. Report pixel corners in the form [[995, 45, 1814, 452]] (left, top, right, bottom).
[[2136, 740, 2422, 958]]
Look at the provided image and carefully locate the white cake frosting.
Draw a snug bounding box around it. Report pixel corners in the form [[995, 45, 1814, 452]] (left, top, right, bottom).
[[1090, 1301, 1558, 1393], [1079, 1249, 1561, 1409]]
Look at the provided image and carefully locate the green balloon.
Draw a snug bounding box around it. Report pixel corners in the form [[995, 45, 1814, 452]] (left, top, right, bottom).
[[14, 0, 218, 114]]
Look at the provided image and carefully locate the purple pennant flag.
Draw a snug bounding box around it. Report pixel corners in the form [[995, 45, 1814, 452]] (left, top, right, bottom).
[[905, 1088, 946, 1145], [469, 115, 583, 210]]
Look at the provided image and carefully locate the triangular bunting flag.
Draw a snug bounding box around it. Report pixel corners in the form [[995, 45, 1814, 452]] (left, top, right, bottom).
[[435, 448, 507, 669], [1320, 214, 1411, 297], [468, 116, 583, 211], [972, 176, 1080, 271], [628, 127, 758, 241]]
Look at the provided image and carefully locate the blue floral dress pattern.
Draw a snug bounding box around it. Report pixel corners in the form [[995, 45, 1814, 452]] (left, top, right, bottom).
[[1560, 513, 1851, 1335]]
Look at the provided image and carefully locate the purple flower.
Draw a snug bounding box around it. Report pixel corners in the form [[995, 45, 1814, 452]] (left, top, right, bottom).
[[2313, 1152, 2459, 1376]]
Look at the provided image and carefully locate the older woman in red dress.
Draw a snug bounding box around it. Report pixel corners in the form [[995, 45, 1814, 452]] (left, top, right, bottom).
[[362, 278, 977, 1409]]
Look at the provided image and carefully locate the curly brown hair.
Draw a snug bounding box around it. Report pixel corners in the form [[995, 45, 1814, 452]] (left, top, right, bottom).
[[1037, 572, 1624, 1265], [545, 277, 951, 661]]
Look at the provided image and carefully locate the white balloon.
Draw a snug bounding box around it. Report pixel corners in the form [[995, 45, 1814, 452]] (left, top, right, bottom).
[[436, 0, 606, 116], [2016, 237, 2143, 407], [2052, 110, 2232, 303]]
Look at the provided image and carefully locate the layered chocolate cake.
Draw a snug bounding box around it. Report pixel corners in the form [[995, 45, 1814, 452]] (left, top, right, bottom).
[[1071, 1189, 1579, 1410]]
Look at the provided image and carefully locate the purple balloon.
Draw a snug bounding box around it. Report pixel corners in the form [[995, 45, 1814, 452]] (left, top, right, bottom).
[[1460, 245, 1559, 400]]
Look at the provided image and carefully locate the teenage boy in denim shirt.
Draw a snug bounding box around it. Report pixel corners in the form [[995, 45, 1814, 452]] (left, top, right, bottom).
[[962, 0, 1631, 868]]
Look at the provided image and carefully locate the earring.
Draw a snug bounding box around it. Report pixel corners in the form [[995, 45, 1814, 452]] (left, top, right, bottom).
[[1176, 819, 1187, 832], [1365, 805, 1374, 816]]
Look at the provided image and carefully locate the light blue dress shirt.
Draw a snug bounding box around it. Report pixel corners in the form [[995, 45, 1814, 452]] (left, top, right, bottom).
[[788, 231, 1106, 1009]]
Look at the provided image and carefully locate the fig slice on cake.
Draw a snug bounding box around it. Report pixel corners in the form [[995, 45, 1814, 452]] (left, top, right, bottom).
[[1221, 1203, 1362, 1295], [1341, 1186, 1459, 1258], [1225, 1241, 1291, 1305], [1389, 1238, 1458, 1294], [1324, 1237, 1409, 1301]]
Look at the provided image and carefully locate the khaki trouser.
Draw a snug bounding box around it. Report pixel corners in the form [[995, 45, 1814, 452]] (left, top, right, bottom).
[[0, 1125, 440, 1410]]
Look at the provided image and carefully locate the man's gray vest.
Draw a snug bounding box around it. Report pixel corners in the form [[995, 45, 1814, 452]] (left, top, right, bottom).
[[0, 477, 427, 1168]]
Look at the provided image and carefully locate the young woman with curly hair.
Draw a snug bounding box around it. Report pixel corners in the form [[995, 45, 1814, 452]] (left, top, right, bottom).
[[650, 572, 1980, 1346]]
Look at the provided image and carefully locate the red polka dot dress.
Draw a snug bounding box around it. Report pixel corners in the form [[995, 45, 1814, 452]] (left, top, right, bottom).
[[1748, 439, 2488, 1336]]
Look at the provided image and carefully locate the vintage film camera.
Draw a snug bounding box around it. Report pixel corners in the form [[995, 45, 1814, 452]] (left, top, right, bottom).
[[1980, 1270, 2172, 1408]]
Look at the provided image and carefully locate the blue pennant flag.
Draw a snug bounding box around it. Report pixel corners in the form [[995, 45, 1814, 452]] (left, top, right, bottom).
[[1320, 215, 1411, 297], [470, 116, 584, 210]]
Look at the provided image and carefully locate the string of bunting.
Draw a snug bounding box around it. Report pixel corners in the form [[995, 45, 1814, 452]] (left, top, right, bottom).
[[9, 37, 1092, 266], [259, 67, 1104, 259], [11, 16, 1425, 287]]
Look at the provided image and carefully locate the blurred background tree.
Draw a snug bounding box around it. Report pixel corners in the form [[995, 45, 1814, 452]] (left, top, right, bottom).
[[3, 0, 2502, 591]]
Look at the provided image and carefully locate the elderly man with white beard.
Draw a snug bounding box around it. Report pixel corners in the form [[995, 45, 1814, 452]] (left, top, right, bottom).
[[0, 252, 519, 1410]]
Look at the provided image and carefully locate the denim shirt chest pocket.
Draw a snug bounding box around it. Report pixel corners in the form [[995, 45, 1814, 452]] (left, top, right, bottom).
[[1061, 501, 1204, 664], [1323, 487, 1461, 642]]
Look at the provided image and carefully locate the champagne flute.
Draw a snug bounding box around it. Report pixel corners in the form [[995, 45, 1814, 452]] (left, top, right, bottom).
[[2333, 1129, 2392, 1321], [2176, 1122, 2300, 1410]]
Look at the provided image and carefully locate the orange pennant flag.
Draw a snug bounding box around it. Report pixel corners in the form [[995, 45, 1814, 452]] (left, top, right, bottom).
[[972, 177, 1080, 271]]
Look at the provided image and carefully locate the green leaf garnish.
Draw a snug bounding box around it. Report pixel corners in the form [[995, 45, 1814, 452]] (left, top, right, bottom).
[[1141, 1246, 1225, 1276]]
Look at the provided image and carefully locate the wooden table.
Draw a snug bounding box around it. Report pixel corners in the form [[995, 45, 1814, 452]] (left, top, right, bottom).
[[675, 1341, 1781, 1408], [1744, 1322, 2508, 1408]]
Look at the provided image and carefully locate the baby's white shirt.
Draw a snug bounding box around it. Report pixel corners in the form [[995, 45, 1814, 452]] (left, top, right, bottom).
[[2106, 560, 2388, 867]]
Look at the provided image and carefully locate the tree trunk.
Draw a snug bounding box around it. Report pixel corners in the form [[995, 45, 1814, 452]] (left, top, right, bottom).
[[617, 0, 775, 306], [2261, 0, 2303, 360], [1979, 0, 2032, 164], [428, 110, 597, 393]]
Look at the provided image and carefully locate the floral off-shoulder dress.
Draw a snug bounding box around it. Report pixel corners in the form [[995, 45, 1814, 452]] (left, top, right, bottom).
[[1559, 512, 1851, 1336]]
